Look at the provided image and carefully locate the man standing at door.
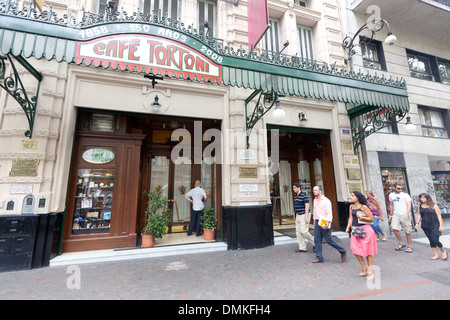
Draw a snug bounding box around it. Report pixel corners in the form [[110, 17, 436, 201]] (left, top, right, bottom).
[[311, 185, 347, 263], [185, 180, 207, 236], [292, 183, 314, 253]]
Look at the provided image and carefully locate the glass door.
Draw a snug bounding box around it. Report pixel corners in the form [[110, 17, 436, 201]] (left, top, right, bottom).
[[173, 160, 191, 231]]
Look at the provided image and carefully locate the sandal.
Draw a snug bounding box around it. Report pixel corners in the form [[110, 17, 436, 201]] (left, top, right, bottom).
[[395, 243, 406, 251], [405, 246, 414, 253], [442, 251, 448, 260]]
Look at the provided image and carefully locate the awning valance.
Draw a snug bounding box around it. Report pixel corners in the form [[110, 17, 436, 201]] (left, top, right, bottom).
[[0, 0, 410, 153]]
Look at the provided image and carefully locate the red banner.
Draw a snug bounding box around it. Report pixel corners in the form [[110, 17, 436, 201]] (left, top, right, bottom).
[[247, 0, 269, 50]]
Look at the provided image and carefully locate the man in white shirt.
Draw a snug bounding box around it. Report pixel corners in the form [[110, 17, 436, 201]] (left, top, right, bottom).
[[389, 183, 413, 253], [185, 180, 207, 236]]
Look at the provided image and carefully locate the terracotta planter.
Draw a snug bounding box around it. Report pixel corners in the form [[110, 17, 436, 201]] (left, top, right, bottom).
[[141, 234, 155, 248], [203, 228, 215, 241]]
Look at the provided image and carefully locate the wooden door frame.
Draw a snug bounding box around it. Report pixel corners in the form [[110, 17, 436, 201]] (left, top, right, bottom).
[[62, 132, 144, 253], [267, 126, 339, 229]]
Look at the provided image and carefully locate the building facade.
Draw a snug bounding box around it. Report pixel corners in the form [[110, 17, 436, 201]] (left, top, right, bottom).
[[345, 0, 450, 232], [0, 0, 411, 258]]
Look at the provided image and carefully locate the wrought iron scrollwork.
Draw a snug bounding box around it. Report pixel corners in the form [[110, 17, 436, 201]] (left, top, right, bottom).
[[0, 54, 42, 138], [245, 89, 278, 149], [349, 105, 407, 154]]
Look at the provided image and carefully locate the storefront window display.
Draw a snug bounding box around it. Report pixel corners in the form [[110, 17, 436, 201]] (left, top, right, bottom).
[[72, 168, 115, 234], [432, 172, 450, 214]]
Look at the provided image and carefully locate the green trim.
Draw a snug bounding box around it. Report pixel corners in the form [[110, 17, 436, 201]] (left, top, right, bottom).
[[267, 124, 330, 135]]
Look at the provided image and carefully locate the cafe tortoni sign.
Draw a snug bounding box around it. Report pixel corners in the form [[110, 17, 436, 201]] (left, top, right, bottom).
[[75, 25, 222, 83]]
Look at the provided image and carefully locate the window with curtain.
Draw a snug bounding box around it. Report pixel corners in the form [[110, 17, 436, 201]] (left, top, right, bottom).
[[297, 25, 314, 62], [141, 0, 179, 20], [419, 107, 448, 138], [261, 18, 281, 56], [294, 0, 308, 7], [198, 0, 216, 39], [360, 38, 386, 71], [96, 0, 118, 15]]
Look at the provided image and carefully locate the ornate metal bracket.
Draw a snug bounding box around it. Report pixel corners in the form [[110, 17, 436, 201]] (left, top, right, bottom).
[[349, 104, 406, 154], [0, 54, 42, 138], [342, 18, 393, 69], [245, 89, 278, 149]]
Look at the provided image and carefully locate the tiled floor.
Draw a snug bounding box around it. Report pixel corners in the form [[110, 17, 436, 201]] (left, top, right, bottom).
[[156, 223, 297, 247], [154, 232, 215, 247]]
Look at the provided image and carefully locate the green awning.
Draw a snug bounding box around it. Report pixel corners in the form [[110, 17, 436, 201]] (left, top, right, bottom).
[[0, 1, 410, 153]]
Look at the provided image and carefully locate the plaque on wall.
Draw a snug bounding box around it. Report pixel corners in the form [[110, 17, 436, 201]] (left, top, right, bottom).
[[21, 140, 38, 150], [9, 159, 39, 177], [10, 184, 33, 194], [346, 168, 362, 180], [238, 167, 258, 178]]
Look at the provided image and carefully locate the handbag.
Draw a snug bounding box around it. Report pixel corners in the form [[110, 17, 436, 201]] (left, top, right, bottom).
[[351, 226, 366, 239]]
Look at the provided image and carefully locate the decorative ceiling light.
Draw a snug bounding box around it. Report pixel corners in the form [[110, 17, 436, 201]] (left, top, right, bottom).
[[298, 112, 308, 126], [152, 95, 161, 111]]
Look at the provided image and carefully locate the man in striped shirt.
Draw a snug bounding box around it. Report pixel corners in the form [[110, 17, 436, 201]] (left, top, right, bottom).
[[292, 183, 314, 252]]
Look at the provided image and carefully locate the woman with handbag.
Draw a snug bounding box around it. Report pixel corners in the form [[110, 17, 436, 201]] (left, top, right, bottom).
[[345, 191, 377, 280], [415, 193, 447, 260]]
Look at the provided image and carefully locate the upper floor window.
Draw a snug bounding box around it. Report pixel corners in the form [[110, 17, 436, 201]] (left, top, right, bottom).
[[419, 106, 449, 138], [406, 49, 450, 85], [408, 52, 435, 81], [141, 0, 180, 20], [96, 0, 118, 15], [261, 18, 281, 55], [438, 59, 450, 85], [360, 38, 386, 71], [294, 0, 308, 7], [198, 0, 217, 39], [297, 25, 314, 62]]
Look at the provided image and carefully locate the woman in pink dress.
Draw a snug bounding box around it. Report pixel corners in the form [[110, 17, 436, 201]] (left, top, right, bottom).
[[346, 191, 377, 280]]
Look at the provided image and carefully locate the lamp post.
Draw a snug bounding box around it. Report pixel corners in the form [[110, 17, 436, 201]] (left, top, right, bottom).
[[342, 18, 397, 69]]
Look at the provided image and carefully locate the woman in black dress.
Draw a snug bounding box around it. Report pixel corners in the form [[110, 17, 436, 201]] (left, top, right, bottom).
[[415, 193, 447, 260]]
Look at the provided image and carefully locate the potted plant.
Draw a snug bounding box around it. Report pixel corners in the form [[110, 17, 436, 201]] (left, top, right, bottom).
[[200, 207, 217, 241], [141, 189, 172, 248]]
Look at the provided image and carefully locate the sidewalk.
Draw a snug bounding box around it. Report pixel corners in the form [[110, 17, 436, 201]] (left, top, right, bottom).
[[1, 221, 450, 300]]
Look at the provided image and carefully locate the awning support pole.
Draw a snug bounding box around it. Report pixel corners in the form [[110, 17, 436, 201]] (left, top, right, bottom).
[[0, 54, 42, 138]]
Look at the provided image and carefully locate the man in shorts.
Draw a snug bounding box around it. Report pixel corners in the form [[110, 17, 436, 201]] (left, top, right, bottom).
[[389, 183, 413, 253]]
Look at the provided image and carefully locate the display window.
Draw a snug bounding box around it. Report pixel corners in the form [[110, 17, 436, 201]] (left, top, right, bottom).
[[432, 172, 450, 214], [72, 168, 115, 234]]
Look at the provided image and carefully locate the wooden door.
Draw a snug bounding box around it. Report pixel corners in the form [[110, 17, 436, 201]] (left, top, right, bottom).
[[62, 132, 144, 253]]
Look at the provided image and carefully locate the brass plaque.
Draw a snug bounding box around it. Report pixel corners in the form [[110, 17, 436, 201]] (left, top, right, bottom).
[[9, 159, 39, 177], [21, 140, 38, 150], [348, 183, 362, 193], [346, 168, 361, 180], [239, 167, 258, 178]]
